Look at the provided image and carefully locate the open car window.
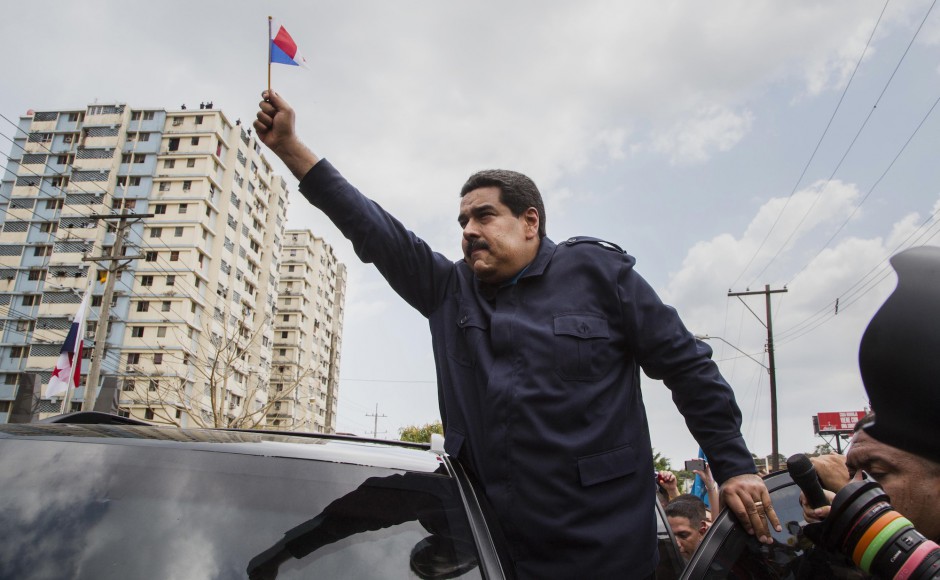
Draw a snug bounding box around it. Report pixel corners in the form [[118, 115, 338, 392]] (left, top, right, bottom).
[[680, 472, 870, 580]]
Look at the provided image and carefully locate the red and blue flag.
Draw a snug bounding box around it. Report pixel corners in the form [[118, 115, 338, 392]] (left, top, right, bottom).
[[270, 20, 307, 68], [46, 289, 90, 398]]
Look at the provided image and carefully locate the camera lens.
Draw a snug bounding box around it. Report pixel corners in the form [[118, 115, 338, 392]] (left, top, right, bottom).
[[824, 480, 940, 579]]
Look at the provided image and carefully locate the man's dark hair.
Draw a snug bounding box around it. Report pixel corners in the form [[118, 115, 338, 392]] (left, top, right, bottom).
[[460, 169, 547, 238], [665, 494, 707, 524]]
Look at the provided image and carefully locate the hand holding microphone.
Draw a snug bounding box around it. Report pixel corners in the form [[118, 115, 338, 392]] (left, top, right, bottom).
[[787, 453, 835, 522]]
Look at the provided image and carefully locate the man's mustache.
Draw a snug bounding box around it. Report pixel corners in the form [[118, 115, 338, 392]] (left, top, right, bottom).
[[465, 239, 490, 257]]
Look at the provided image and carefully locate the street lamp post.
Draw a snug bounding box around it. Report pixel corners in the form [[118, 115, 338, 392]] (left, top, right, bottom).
[[696, 333, 780, 472]]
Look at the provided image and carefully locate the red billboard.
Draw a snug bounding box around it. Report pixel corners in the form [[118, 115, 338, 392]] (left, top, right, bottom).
[[815, 411, 867, 434]]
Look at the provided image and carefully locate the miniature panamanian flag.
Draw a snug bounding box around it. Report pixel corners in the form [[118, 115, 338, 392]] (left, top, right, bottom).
[[46, 289, 90, 398], [270, 19, 307, 68]]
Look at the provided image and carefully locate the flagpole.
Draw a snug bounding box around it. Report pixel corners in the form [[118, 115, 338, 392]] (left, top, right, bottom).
[[58, 284, 93, 414], [268, 16, 273, 93]]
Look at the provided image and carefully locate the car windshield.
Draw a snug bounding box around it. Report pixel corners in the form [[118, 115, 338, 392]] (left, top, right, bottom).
[[0, 432, 483, 580]]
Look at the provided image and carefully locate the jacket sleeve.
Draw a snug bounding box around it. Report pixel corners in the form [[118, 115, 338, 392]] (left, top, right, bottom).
[[297, 159, 454, 318], [618, 260, 756, 483]]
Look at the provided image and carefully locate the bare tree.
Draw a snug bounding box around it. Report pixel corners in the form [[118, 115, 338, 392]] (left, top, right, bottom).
[[119, 306, 315, 430]]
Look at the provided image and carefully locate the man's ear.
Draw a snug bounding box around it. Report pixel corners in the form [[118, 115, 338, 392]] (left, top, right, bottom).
[[699, 520, 709, 534], [523, 207, 539, 239]]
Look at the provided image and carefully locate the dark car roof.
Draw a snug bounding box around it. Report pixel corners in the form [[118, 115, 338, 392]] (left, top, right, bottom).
[[0, 420, 444, 474]]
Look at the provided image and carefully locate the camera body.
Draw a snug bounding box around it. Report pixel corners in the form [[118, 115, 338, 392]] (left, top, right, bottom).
[[813, 480, 940, 579]]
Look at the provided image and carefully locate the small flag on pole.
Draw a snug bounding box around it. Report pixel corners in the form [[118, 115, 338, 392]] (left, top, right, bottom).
[[46, 289, 90, 399], [269, 18, 307, 68]]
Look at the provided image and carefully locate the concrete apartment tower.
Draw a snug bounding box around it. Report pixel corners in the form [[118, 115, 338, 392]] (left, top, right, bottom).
[[272, 231, 346, 433], [0, 103, 344, 431]]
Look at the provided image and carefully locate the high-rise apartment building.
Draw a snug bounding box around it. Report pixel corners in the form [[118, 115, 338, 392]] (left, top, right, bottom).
[[0, 103, 344, 430], [272, 230, 346, 433]]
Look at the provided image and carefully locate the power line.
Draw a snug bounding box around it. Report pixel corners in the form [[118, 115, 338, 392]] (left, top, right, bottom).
[[752, 0, 938, 288], [728, 0, 892, 290]]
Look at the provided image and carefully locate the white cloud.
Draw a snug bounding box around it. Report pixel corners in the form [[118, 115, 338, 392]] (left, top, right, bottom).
[[648, 186, 940, 463], [647, 105, 754, 164]]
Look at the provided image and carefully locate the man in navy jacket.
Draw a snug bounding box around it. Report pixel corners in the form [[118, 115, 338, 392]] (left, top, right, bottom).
[[255, 90, 779, 579]]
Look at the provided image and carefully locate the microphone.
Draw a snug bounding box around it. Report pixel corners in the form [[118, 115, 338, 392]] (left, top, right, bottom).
[[786, 453, 830, 509]]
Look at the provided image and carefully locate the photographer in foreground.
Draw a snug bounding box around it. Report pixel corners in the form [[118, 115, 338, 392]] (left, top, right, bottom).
[[799, 246, 940, 578]]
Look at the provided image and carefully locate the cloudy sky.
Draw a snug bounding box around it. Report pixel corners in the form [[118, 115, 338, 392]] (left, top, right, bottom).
[[3, 1, 940, 466]]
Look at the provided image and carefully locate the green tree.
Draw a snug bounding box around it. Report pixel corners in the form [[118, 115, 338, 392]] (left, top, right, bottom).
[[652, 449, 672, 472], [399, 421, 444, 443]]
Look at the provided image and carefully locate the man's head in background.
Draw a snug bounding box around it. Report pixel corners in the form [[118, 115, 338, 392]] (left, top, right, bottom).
[[666, 494, 709, 561]]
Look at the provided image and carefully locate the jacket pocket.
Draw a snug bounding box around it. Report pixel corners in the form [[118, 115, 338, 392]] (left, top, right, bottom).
[[577, 444, 637, 487], [448, 304, 488, 367], [553, 314, 610, 381]]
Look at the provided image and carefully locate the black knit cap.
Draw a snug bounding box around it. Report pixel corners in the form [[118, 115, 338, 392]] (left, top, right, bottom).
[[858, 245, 940, 464]]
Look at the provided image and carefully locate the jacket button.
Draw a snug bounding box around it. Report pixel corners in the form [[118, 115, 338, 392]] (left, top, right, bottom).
[[459, 315, 469, 325]]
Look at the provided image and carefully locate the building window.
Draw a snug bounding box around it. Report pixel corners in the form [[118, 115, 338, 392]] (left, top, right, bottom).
[[127, 353, 140, 365], [170, 251, 180, 261], [195, 115, 203, 125], [34, 246, 53, 257], [141, 275, 154, 287], [145, 408, 155, 420], [123, 379, 136, 392], [169, 137, 180, 150], [150, 227, 162, 238], [21, 295, 38, 306], [162, 301, 171, 312], [131, 327, 145, 338], [182, 181, 192, 191], [179, 204, 188, 214], [136, 301, 150, 312], [191, 137, 199, 146], [157, 327, 167, 338], [154, 204, 166, 214], [174, 227, 184, 237], [145, 251, 157, 262], [158, 182, 170, 192], [187, 158, 196, 168], [166, 275, 175, 286], [281, 331, 288, 339], [28, 269, 46, 281], [134, 154, 146, 164], [10, 346, 28, 358], [44, 199, 63, 210], [164, 159, 175, 169], [153, 353, 163, 365]]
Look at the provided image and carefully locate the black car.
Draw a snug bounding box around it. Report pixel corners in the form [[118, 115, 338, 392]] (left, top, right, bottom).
[[0, 412, 684, 579]]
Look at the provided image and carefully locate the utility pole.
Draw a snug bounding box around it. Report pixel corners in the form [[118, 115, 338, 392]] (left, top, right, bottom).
[[81, 210, 151, 411], [365, 403, 387, 439], [728, 284, 788, 472]]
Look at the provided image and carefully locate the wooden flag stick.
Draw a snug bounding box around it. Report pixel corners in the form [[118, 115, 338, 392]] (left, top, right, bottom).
[[267, 16, 273, 93]]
